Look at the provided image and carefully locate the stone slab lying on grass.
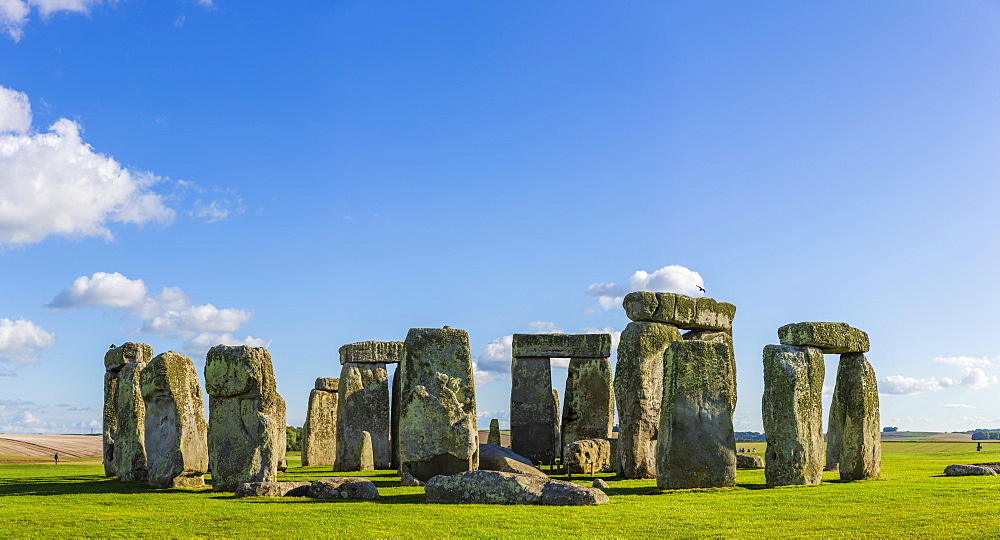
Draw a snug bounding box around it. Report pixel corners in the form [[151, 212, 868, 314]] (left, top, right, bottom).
[[338, 341, 405, 364], [736, 454, 764, 469], [478, 443, 546, 477], [972, 462, 1000, 472], [235, 481, 312, 498], [593, 478, 609, 489], [425, 470, 609, 506], [944, 464, 998, 476], [511, 333, 612, 358], [777, 322, 869, 354], [308, 477, 380, 500], [564, 438, 616, 475], [622, 292, 736, 331]]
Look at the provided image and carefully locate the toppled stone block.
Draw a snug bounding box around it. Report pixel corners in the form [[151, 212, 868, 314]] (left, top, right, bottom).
[[399, 327, 478, 482], [205, 345, 286, 492], [762, 345, 825, 486], [336, 363, 389, 470], [511, 334, 611, 358], [302, 378, 338, 467], [564, 438, 616, 475], [561, 358, 614, 446], [114, 362, 148, 482], [487, 419, 501, 446], [140, 351, 208, 489], [235, 481, 312, 498], [592, 478, 609, 489], [338, 341, 405, 364], [736, 454, 764, 469], [623, 292, 736, 331], [614, 321, 682, 479], [778, 322, 869, 354], [314, 377, 339, 392], [425, 470, 609, 506], [400, 472, 424, 486], [479, 444, 546, 477], [510, 357, 556, 465], [827, 353, 880, 481], [944, 464, 997, 476], [308, 477, 380, 500]]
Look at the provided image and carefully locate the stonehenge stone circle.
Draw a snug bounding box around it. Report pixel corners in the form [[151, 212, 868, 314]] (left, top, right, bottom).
[[564, 438, 616, 475], [561, 357, 614, 447], [762, 344, 825, 486], [103, 342, 153, 478], [778, 322, 869, 354], [140, 351, 209, 488], [336, 341, 399, 471], [487, 418, 501, 446], [424, 470, 609, 506], [398, 327, 478, 482], [827, 352, 881, 480], [511, 333, 610, 465], [614, 321, 681, 479], [656, 338, 737, 489], [204, 345, 286, 492], [301, 377, 338, 467]]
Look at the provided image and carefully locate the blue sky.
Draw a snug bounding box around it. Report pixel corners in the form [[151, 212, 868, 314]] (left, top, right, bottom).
[[2, 1, 999, 434]]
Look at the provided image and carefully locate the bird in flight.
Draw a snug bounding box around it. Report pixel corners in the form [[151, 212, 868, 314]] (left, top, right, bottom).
[[696, 285, 706, 293]]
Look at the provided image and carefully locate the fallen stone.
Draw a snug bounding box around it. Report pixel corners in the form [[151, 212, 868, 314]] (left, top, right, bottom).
[[301, 378, 338, 467], [564, 438, 616, 475], [614, 321, 682, 479], [140, 351, 208, 489], [400, 471, 424, 486], [338, 341, 405, 364], [510, 357, 556, 465], [205, 345, 286, 492], [398, 327, 479, 482], [778, 322, 869, 354], [561, 357, 614, 446], [593, 478, 609, 489], [336, 362, 389, 470], [114, 362, 149, 482], [762, 344, 825, 486], [487, 418, 501, 446], [944, 464, 997, 476], [511, 333, 612, 358], [425, 470, 609, 506], [359, 430, 374, 471], [479, 443, 546, 477], [656, 338, 737, 489], [736, 454, 764, 469], [308, 477, 380, 500], [235, 481, 311, 498], [623, 292, 736, 331], [972, 462, 1000, 472], [828, 353, 880, 481]]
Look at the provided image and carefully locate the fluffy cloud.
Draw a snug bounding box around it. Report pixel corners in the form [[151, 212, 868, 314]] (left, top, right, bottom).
[[944, 404, 974, 409], [477, 334, 513, 375], [0, 318, 56, 365], [587, 265, 704, 311], [46, 272, 148, 309], [1, 0, 101, 41], [183, 332, 272, 358], [932, 356, 995, 368], [476, 324, 620, 380], [879, 368, 998, 395]]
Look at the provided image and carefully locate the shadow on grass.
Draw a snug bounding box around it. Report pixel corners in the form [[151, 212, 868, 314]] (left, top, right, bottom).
[[0, 476, 209, 497]]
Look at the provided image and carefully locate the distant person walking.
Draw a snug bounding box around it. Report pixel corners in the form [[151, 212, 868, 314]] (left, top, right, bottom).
[[54, 453, 59, 465], [977, 442, 982, 452]]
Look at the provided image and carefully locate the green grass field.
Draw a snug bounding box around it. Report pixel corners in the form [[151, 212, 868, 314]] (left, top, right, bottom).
[[2, 444, 998, 537]]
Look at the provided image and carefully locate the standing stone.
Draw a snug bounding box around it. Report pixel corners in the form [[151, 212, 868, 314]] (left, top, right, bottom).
[[390, 367, 401, 470], [656, 338, 737, 489], [113, 361, 149, 481], [336, 362, 389, 470], [762, 344, 825, 486], [204, 345, 286, 492], [398, 327, 478, 482], [103, 342, 153, 478], [510, 357, 555, 465], [614, 321, 681, 479], [140, 351, 209, 488], [488, 419, 501, 446], [561, 357, 614, 447], [825, 392, 843, 472], [302, 378, 338, 467], [359, 431, 374, 471], [551, 388, 561, 462], [828, 353, 881, 480]]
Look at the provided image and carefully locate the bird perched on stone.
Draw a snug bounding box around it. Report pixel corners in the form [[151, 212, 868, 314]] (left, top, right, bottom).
[[696, 285, 706, 293], [109, 344, 116, 348]]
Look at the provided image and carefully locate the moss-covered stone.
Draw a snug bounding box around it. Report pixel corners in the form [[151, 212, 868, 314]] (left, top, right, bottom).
[[338, 341, 405, 364], [656, 339, 737, 489], [828, 353, 880, 480], [623, 292, 736, 331], [762, 344, 825, 486], [488, 418, 501, 446], [140, 351, 208, 489], [564, 438, 616, 475], [778, 322, 869, 354], [510, 357, 556, 465], [103, 342, 153, 478], [301, 380, 338, 467], [104, 342, 153, 372], [390, 368, 400, 470], [113, 362, 148, 481], [561, 358, 613, 446], [359, 430, 374, 471], [399, 327, 478, 482], [424, 470, 609, 505], [204, 345, 286, 492], [511, 333, 611, 358], [613, 321, 682, 479], [336, 362, 389, 470], [314, 377, 339, 392]]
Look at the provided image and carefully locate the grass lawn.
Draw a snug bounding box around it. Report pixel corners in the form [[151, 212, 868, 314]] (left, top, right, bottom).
[[1, 444, 998, 537]]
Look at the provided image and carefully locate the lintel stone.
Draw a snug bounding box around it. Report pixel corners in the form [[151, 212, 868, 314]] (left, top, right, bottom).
[[511, 333, 611, 358], [778, 322, 869, 354], [105, 342, 154, 372], [338, 341, 404, 365], [315, 377, 339, 392], [623, 292, 735, 331]]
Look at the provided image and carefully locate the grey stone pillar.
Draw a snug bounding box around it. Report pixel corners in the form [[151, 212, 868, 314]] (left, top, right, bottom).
[[103, 342, 153, 478], [390, 367, 401, 470], [488, 418, 501, 445], [335, 341, 402, 471], [561, 357, 613, 446], [762, 344, 825, 486], [510, 357, 555, 465], [828, 353, 880, 480], [302, 377, 338, 467]]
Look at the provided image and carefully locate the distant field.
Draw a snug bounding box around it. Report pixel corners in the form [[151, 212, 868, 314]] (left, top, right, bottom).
[[880, 431, 981, 442], [0, 434, 103, 463]]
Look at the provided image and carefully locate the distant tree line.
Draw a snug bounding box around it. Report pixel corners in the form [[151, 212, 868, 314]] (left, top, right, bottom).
[[286, 426, 302, 451], [882, 426, 898, 432], [735, 431, 766, 442], [972, 431, 1000, 440]]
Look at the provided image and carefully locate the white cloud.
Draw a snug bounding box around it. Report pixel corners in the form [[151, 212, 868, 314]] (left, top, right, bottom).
[[933, 356, 995, 368], [0, 318, 56, 365], [46, 271, 148, 309], [587, 265, 704, 311], [190, 188, 245, 223], [478, 334, 513, 375], [182, 332, 271, 359], [196, 0, 213, 7], [0, 86, 31, 133], [526, 321, 561, 334], [957, 367, 999, 391], [141, 304, 251, 335], [0, 0, 100, 41], [879, 368, 998, 395], [944, 404, 975, 409]]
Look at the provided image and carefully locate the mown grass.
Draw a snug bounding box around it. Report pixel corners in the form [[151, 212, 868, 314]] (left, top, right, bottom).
[[1, 443, 998, 537]]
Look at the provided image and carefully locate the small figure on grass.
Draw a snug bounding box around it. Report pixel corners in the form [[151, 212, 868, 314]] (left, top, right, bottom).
[[54, 453, 59, 465], [977, 442, 983, 452]]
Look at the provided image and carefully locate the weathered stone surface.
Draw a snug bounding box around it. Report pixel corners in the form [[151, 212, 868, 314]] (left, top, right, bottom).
[[827, 353, 880, 480], [336, 362, 389, 470], [510, 357, 555, 465], [488, 419, 501, 446], [551, 389, 561, 461], [778, 322, 869, 354], [390, 366, 400, 470], [425, 470, 609, 506], [140, 351, 208, 489], [400, 471, 424, 486], [113, 362, 148, 481], [973, 462, 1000, 472], [623, 292, 736, 331], [512, 333, 611, 359], [561, 358, 614, 446], [593, 478, 609, 489], [339, 341, 405, 364], [314, 377, 339, 392], [564, 438, 616, 475], [762, 344, 825, 486], [103, 342, 154, 478], [302, 379, 338, 467], [614, 321, 682, 479], [944, 464, 997, 476], [736, 453, 764, 469], [235, 481, 311, 498], [479, 444, 546, 477], [308, 477, 380, 500], [399, 327, 478, 482], [104, 342, 153, 372], [205, 345, 286, 492], [656, 338, 737, 489], [359, 430, 374, 471], [278, 459, 287, 472]]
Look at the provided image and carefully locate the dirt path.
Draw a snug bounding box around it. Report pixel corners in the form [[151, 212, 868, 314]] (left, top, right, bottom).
[[0, 434, 103, 459]]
